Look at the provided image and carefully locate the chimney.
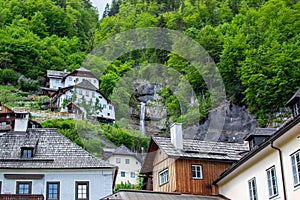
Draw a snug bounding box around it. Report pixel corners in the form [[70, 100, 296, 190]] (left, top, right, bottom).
[[14, 112, 29, 132], [170, 123, 183, 150]]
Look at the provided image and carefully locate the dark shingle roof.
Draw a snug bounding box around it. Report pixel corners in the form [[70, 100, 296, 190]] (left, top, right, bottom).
[[0, 128, 115, 169], [75, 80, 98, 91], [286, 88, 300, 106], [103, 144, 143, 163], [244, 128, 276, 141], [153, 136, 248, 161]]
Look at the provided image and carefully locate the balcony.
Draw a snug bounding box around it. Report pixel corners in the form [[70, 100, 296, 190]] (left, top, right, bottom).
[[0, 194, 44, 200], [0, 125, 12, 131]]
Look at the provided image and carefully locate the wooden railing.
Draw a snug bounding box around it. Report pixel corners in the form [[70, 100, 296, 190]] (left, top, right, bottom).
[[0, 194, 44, 200]]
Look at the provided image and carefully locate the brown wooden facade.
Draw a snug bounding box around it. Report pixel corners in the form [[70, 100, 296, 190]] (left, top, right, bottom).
[[0, 103, 15, 132], [151, 149, 232, 196]]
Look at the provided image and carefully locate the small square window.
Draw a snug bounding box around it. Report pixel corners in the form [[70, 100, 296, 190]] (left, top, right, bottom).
[[116, 158, 121, 164], [125, 159, 130, 164], [21, 147, 34, 159], [191, 165, 203, 179], [16, 181, 32, 194], [47, 182, 60, 200], [130, 172, 135, 178], [76, 181, 89, 200], [121, 171, 126, 177], [159, 168, 169, 186]]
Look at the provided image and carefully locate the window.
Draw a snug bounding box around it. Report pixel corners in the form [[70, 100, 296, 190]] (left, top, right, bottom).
[[291, 150, 300, 187], [159, 168, 169, 186], [16, 181, 32, 194], [0, 181, 2, 193], [116, 158, 121, 164], [69, 77, 72, 81], [109, 105, 112, 110], [1, 122, 6, 129], [55, 79, 59, 83], [266, 166, 278, 198], [92, 92, 95, 97], [0, 106, 2, 111], [191, 165, 203, 179], [76, 182, 89, 200], [47, 182, 60, 200], [125, 159, 130, 164], [93, 80, 96, 84], [103, 104, 106, 109], [85, 91, 89, 96], [6, 114, 10, 119], [21, 147, 34, 158], [248, 178, 258, 200], [293, 103, 299, 116], [78, 89, 82, 95], [131, 172, 135, 178], [121, 171, 126, 177]]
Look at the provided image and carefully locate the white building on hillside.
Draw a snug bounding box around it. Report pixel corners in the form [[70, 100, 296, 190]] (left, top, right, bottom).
[[44, 67, 115, 124]]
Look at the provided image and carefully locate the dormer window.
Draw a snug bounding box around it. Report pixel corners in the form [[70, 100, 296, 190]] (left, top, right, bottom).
[[21, 147, 34, 159]]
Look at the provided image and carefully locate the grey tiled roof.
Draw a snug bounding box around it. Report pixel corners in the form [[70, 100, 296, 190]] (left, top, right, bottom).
[[244, 128, 276, 141], [0, 128, 115, 169], [153, 136, 248, 161], [101, 190, 227, 200], [103, 144, 143, 163], [47, 70, 69, 78], [75, 80, 98, 91]]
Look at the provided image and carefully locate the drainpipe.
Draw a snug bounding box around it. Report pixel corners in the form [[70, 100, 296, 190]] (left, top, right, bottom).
[[270, 141, 287, 200]]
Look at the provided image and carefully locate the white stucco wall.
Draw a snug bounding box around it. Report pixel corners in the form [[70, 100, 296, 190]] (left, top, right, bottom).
[[108, 155, 141, 185], [49, 78, 64, 89], [218, 122, 300, 200], [0, 169, 113, 200], [66, 76, 99, 89]]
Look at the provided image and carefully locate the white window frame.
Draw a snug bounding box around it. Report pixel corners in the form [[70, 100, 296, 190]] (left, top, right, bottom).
[[266, 166, 278, 198], [121, 171, 126, 177], [116, 158, 121, 164], [293, 103, 299, 116], [291, 150, 300, 187], [125, 158, 130, 164], [191, 165, 203, 179], [159, 168, 169, 186], [130, 172, 135, 178], [248, 177, 258, 200]]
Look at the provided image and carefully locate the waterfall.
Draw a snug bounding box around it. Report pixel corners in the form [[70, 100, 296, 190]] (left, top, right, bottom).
[[139, 102, 146, 134]]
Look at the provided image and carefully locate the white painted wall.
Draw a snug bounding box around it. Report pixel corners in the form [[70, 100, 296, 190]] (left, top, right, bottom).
[[49, 78, 64, 89], [108, 155, 141, 185], [218, 122, 300, 200], [65, 76, 99, 89], [0, 169, 114, 200]]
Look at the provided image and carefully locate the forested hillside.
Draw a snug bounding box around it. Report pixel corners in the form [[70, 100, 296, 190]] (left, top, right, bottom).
[[96, 0, 300, 126], [0, 0, 98, 81]]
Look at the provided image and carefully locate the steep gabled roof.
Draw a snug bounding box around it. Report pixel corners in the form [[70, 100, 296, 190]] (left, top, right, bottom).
[[103, 144, 143, 163], [62, 67, 98, 81], [243, 128, 276, 141], [47, 70, 69, 78], [141, 136, 248, 174], [286, 88, 300, 106], [0, 128, 116, 169], [153, 136, 247, 161], [75, 79, 98, 91]]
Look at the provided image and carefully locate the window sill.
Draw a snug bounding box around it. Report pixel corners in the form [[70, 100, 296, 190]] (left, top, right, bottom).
[[294, 184, 300, 191], [269, 194, 280, 200]]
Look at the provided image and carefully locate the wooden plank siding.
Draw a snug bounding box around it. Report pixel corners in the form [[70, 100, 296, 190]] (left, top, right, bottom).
[[175, 159, 232, 195], [152, 149, 177, 192]]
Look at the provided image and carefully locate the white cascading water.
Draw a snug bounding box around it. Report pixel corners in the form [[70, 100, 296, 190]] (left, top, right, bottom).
[[139, 102, 146, 134]]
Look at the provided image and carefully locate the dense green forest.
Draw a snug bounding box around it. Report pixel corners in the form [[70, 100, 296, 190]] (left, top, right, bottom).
[[96, 0, 300, 126], [0, 0, 299, 128]]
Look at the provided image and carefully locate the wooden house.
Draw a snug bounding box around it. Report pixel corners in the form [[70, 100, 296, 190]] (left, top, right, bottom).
[[140, 123, 248, 196], [0, 102, 14, 132]]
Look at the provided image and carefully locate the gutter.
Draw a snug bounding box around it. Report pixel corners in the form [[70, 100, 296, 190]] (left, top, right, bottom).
[[270, 141, 287, 200]]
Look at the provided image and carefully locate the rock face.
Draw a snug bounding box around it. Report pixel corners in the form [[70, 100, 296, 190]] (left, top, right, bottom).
[[131, 81, 258, 143]]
